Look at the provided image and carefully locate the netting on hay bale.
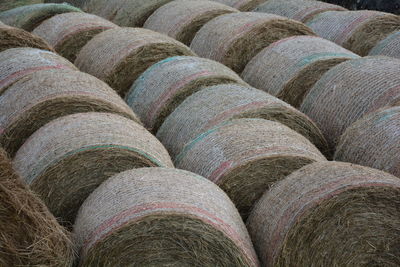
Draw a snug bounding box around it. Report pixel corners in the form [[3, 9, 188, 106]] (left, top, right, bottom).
[[33, 12, 118, 62], [212, 0, 267, 11], [306, 10, 400, 56], [13, 112, 173, 226], [175, 118, 326, 218], [247, 161, 400, 266], [125, 56, 246, 133], [144, 0, 237, 46], [190, 12, 315, 73], [369, 30, 400, 59], [242, 35, 359, 108], [157, 84, 329, 160], [75, 27, 195, 97], [73, 167, 259, 266]]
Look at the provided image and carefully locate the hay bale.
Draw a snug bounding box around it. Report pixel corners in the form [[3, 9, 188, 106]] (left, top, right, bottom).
[[306, 10, 400, 56], [0, 48, 77, 95], [144, 0, 237, 46], [0, 69, 139, 157], [73, 167, 259, 266], [335, 107, 400, 178], [126, 56, 245, 133], [0, 148, 74, 266], [190, 12, 315, 73], [212, 0, 267, 11], [247, 161, 400, 266], [33, 12, 118, 62], [175, 118, 326, 218], [13, 112, 174, 225], [0, 3, 81, 31], [369, 30, 400, 59], [242, 35, 359, 108], [300, 56, 400, 152], [253, 0, 346, 23], [44, 0, 85, 8], [75, 27, 195, 97], [157, 84, 329, 159]]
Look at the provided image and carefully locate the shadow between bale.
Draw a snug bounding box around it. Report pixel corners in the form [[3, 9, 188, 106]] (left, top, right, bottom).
[[213, 0, 267, 11]]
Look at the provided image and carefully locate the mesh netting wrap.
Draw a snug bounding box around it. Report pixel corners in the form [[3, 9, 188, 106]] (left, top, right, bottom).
[[212, 0, 267, 11], [369, 30, 400, 59]]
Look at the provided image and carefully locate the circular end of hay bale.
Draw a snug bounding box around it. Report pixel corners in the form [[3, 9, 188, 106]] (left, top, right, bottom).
[[214, 0, 267, 11], [0, 69, 139, 156], [0, 48, 77, 95], [242, 35, 359, 108], [335, 106, 400, 178], [369, 30, 400, 59], [125, 56, 245, 133], [0, 148, 75, 266], [247, 161, 400, 266], [190, 12, 315, 73], [300, 56, 400, 152], [75, 27, 195, 97], [33, 12, 118, 62], [175, 118, 326, 218], [74, 167, 259, 266], [157, 84, 329, 159], [13, 112, 173, 225], [0, 3, 82, 31], [253, 0, 347, 22], [144, 0, 238, 46]]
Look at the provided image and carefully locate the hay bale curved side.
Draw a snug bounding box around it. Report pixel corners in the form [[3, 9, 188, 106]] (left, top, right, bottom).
[[335, 107, 400, 178], [0, 69, 139, 157], [176, 118, 326, 218], [191, 12, 315, 73], [33, 12, 118, 62], [157, 84, 329, 159], [0, 149, 74, 266], [144, 0, 238, 46], [125, 56, 245, 133], [13, 112, 173, 225], [247, 161, 400, 266], [300, 56, 400, 152], [74, 167, 259, 266], [212, 0, 267, 11], [75, 27, 195, 97], [242, 36, 359, 108], [369, 31, 400, 59]]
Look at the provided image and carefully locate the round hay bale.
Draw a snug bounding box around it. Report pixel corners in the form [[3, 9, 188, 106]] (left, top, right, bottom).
[[125, 56, 245, 133], [75, 27, 195, 97], [32, 12, 118, 62], [0, 69, 139, 157], [0, 148, 74, 266], [0, 48, 77, 95], [300, 56, 400, 152], [212, 0, 267, 11], [369, 30, 400, 59], [13, 112, 174, 225], [335, 107, 400, 178], [253, 0, 347, 23], [306, 10, 400, 56], [144, 0, 238, 46], [247, 161, 400, 266], [0, 3, 82, 31], [190, 12, 315, 73], [157, 84, 329, 159], [175, 118, 326, 218], [73, 167, 259, 266], [242, 35, 359, 108], [0, 22, 53, 52]]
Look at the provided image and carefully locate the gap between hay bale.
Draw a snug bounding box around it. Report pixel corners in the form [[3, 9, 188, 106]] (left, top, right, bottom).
[[369, 30, 400, 59], [213, 0, 267, 11]]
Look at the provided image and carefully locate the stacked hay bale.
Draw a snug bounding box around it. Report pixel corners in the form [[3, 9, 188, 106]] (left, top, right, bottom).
[[369, 31, 400, 59], [324, 0, 400, 15], [175, 118, 326, 218], [33, 12, 118, 61], [300, 56, 400, 153], [242, 36, 359, 108], [335, 107, 400, 178], [0, 148, 74, 266], [157, 84, 329, 159], [13, 112, 173, 225], [212, 0, 267, 11], [190, 12, 315, 73], [144, 0, 238, 45], [125, 56, 245, 133], [75, 27, 195, 97], [247, 161, 400, 266], [306, 10, 400, 55]]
